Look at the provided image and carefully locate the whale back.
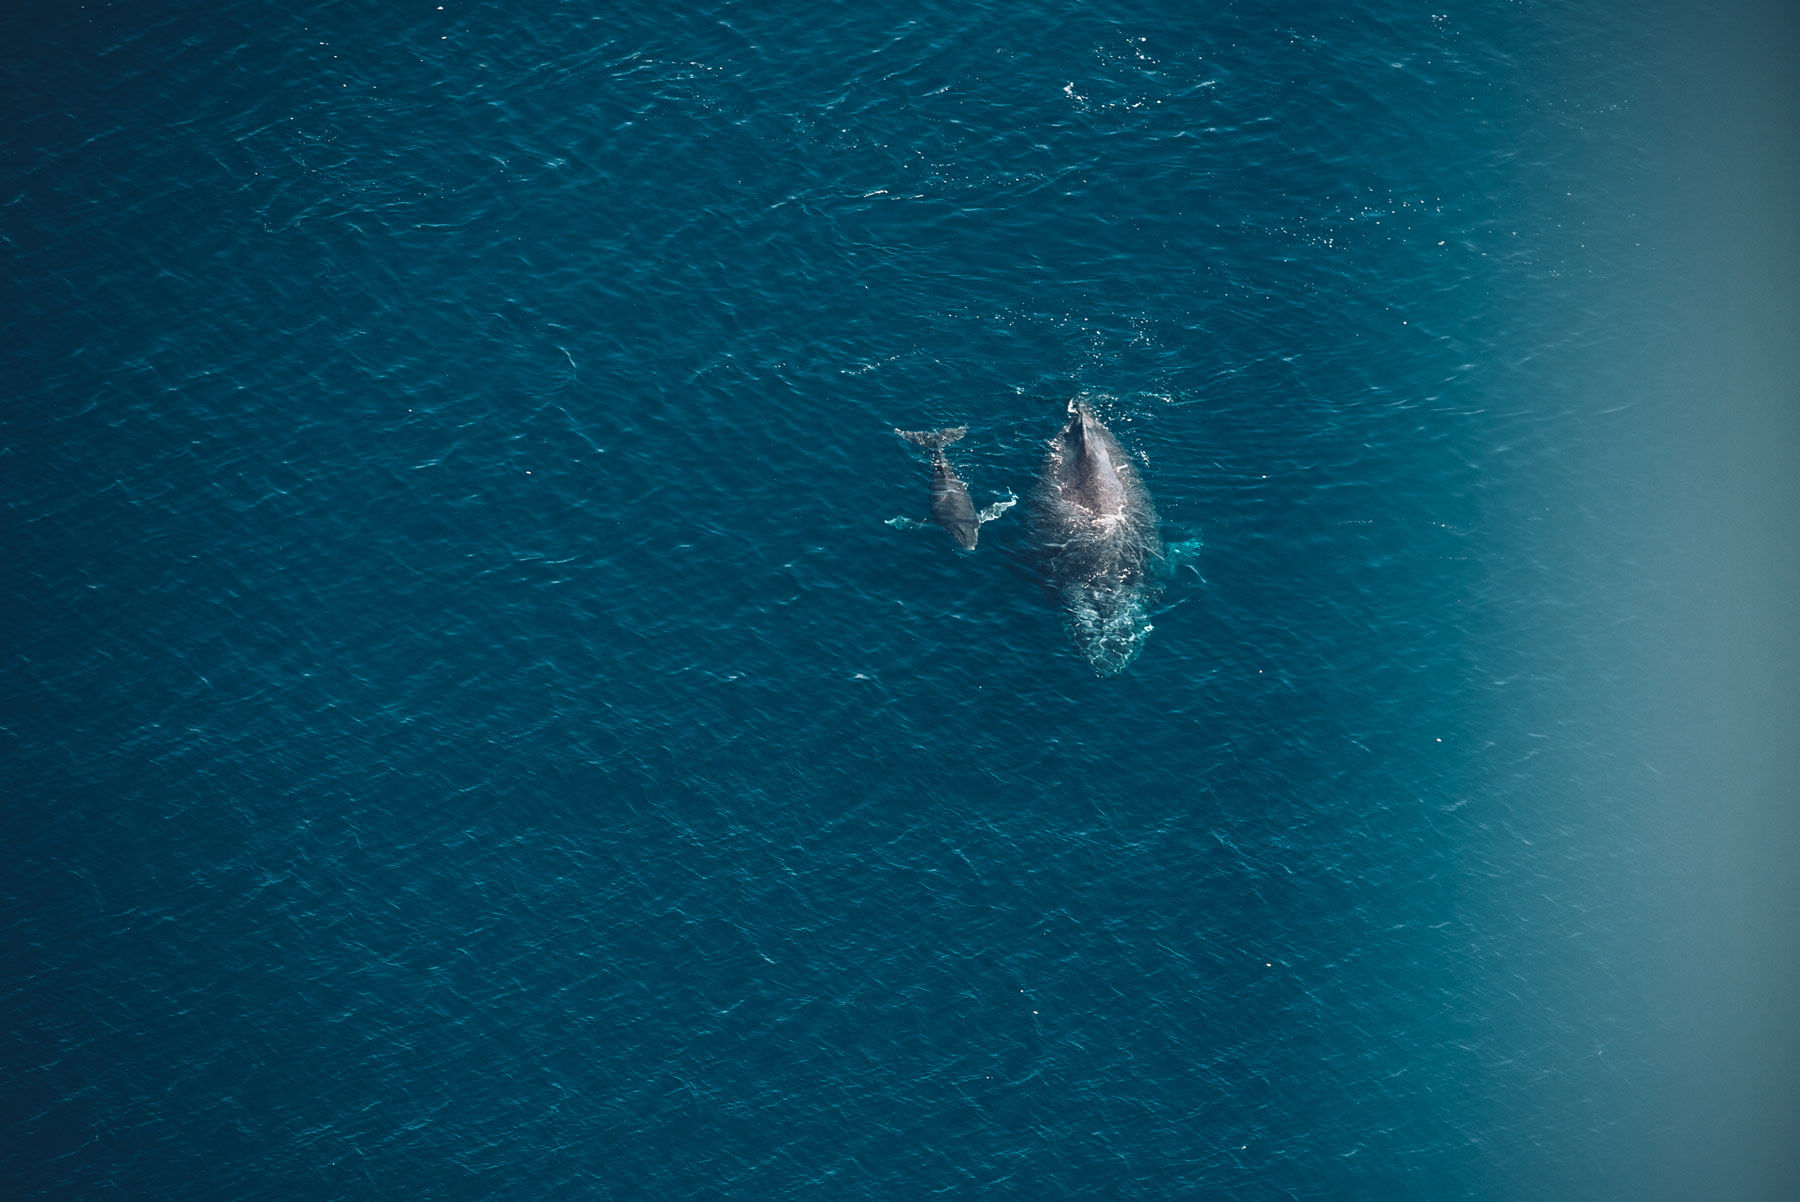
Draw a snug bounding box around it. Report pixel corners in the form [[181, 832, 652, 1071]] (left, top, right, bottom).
[[929, 457, 980, 549], [1059, 405, 1128, 516], [1032, 401, 1163, 674]]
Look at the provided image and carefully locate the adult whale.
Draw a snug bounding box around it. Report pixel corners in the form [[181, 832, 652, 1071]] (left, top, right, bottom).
[[1031, 400, 1164, 675]]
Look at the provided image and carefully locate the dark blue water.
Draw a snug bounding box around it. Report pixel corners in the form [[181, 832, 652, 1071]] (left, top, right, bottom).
[[7, 2, 1799, 1199]]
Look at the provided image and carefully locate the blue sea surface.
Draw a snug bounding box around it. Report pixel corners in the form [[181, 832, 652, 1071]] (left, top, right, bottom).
[[6, 1, 1798, 1199]]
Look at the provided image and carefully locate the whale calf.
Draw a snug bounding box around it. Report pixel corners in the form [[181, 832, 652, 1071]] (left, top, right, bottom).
[[1031, 400, 1163, 675], [894, 426, 1014, 550]]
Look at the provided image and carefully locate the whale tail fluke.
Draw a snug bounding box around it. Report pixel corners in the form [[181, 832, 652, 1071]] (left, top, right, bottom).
[[895, 425, 967, 450]]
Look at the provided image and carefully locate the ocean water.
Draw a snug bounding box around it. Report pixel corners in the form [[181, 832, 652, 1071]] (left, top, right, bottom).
[[6, 1, 1799, 1199]]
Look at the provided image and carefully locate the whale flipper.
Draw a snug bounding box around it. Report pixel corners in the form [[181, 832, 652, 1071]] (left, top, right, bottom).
[[1156, 528, 1204, 581]]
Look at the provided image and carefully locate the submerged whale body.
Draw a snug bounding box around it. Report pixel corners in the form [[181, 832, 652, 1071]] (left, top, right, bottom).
[[1031, 400, 1163, 675]]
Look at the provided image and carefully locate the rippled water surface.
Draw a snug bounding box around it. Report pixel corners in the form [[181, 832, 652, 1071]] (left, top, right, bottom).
[[7, 1, 1796, 1199]]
